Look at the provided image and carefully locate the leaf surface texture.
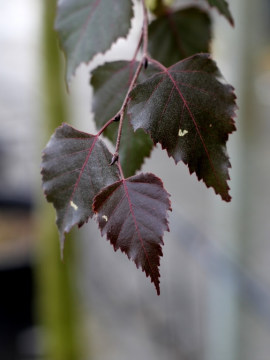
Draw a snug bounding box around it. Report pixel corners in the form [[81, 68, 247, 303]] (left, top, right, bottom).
[[91, 61, 156, 177], [205, 0, 234, 25], [55, 0, 134, 82], [41, 123, 120, 252], [93, 172, 171, 294], [148, 7, 212, 67], [128, 54, 237, 201]]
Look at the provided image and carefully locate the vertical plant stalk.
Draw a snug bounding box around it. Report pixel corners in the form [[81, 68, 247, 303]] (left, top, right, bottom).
[[37, 1, 83, 359]]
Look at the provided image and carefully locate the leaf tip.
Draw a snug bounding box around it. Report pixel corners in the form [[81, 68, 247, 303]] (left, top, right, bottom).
[[222, 192, 232, 202]]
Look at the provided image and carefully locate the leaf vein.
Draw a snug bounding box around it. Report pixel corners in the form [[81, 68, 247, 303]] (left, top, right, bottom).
[[122, 179, 157, 283], [166, 68, 224, 192]]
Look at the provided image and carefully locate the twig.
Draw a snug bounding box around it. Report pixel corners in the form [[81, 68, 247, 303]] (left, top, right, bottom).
[[114, 0, 149, 156], [142, 0, 148, 59], [96, 117, 115, 136], [96, 0, 149, 167], [114, 60, 143, 155]]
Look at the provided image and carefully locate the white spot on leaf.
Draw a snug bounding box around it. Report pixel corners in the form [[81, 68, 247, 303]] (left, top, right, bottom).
[[102, 215, 108, 222], [178, 129, 188, 137], [70, 201, 78, 210]]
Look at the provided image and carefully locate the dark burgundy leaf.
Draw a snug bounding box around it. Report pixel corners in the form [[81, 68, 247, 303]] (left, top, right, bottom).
[[128, 54, 237, 201], [41, 123, 120, 254], [91, 61, 157, 177], [204, 0, 234, 25], [93, 172, 171, 295], [148, 7, 212, 67], [55, 0, 134, 82]]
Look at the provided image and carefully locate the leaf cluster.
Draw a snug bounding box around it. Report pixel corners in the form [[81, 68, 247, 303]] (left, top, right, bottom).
[[41, 0, 237, 294]]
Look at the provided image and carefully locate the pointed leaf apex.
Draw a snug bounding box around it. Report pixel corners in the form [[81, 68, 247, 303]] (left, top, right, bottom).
[[93, 172, 171, 295], [128, 54, 237, 201], [206, 0, 234, 26]]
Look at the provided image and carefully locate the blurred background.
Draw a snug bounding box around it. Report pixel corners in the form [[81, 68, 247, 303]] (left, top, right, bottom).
[[0, 0, 270, 359]]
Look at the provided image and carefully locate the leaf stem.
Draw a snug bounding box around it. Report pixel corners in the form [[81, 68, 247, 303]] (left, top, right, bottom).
[[117, 161, 125, 180], [96, 117, 115, 136], [146, 56, 167, 71], [97, 31, 143, 140], [142, 0, 148, 59], [114, 0, 149, 156], [114, 60, 143, 155]]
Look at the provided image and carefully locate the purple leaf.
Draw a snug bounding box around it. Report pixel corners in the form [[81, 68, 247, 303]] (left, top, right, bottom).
[[93, 172, 171, 295], [205, 0, 234, 25], [55, 0, 134, 82], [128, 54, 237, 201], [41, 123, 120, 254], [148, 7, 212, 67]]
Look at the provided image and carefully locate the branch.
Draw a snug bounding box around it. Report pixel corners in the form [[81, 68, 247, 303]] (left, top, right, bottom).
[[96, 117, 115, 136], [113, 0, 149, 157]]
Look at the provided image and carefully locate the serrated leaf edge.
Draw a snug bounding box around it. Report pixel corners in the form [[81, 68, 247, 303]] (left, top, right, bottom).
[[128, 54, 237, 201], [92, 172, 172, 294], [55, 0, 135, 84]]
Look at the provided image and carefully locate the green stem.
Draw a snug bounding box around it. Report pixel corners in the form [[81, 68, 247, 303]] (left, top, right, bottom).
[[36, 1, 83, 359]]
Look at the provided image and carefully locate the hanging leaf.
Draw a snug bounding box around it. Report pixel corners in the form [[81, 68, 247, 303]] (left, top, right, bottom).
[[91, 61, 157, 177], [128, 54, 237, 201], [41, 123, 120, 254], [205, 0, 234, 25], [148, 7, 212, 67], [55, 0, 134, 82], [93, 172, 171, 295]]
